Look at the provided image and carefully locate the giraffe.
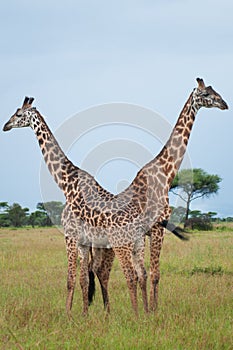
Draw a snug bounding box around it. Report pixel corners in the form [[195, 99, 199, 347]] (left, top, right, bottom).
[[88, 77, 228, 312], [2, 98, 134, 315], [3, 97, 183, 316], [144, 78, 228, 310]]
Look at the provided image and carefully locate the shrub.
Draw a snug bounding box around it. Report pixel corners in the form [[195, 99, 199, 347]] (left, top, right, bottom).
[[185, 217, 213, 231]]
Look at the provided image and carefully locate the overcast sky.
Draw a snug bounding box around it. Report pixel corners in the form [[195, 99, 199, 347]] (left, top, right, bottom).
[[1, 1, 232, 217]]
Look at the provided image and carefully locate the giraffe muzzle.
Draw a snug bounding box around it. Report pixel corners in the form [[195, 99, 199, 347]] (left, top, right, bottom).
[[220, 100, 228, 110], [3, 122, 12, 131]]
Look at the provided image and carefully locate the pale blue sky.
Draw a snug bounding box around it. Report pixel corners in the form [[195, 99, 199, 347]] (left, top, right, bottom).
[[1, 1, 232, 217]]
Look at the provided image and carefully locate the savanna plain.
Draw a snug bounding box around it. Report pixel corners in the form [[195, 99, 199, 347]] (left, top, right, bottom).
[[0, 226, 232, 349]]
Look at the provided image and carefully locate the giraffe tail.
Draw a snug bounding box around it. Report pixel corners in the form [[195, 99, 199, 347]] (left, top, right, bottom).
[[159, 220, 189, 241], [88, 269, 96, 306], [88, 248, 96, 305]]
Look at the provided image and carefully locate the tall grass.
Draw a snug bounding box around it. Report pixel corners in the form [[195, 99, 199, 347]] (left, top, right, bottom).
[[0, 227, 232, 349]]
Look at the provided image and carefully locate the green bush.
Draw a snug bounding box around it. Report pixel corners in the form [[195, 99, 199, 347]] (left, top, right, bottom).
[[185, 217, 213, 231]]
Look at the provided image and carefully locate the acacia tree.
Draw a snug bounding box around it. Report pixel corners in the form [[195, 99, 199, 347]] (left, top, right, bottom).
[[170, 168, 221, 226], [0, 202, 10, 227], [28, 203, 53, 227], [7, 203, 29, 227], [0, 202, 8, 210], [37, 201, 64, 226]]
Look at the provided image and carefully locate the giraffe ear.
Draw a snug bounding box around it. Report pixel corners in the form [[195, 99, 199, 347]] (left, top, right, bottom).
[[196, 78, 206, 90]]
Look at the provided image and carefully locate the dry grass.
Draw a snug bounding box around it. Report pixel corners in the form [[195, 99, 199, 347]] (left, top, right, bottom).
[[0, 227, 232, 349]]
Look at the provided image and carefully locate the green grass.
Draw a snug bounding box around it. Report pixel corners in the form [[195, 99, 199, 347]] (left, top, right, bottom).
[[0, 227, 232, 349]]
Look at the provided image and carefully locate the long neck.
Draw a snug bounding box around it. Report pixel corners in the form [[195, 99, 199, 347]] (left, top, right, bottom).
[[117, 90, 200, 216], [146, 90, 199, 185], [32, 112, 77, 191]]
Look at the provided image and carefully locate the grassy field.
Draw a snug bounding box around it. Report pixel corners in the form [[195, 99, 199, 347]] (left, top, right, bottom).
[[0, 227, 232, 349]]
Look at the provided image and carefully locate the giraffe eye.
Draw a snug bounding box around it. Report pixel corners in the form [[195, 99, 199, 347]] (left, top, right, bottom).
[[16, 110, 23, 117]]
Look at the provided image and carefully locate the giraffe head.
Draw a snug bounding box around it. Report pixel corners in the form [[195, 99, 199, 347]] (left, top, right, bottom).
[[3, 96, 36, 132], [193, 78, 228, 110]]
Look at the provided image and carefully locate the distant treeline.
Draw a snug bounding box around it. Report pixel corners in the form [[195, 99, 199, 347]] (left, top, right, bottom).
[[0, 202, 64, 227], [1, 201, 233, 229], [170, 206, 233, 231]]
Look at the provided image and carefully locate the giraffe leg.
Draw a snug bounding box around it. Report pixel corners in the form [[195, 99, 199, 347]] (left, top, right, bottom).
[[132, 238, 148, 313], [65, 236, 78, 318], [149, 223, 164, 312], [95, 248, 115, 313], [114, 246, 138, 316], [78, 245, 90, 316]]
